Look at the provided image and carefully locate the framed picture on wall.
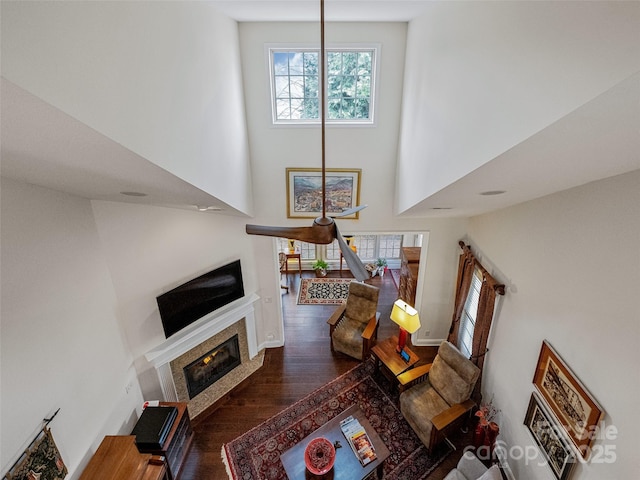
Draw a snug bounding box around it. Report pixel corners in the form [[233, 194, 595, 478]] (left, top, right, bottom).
[[524, 392, 576, 480], [532, 340, 604, 459], [286, 168, 361, 219]]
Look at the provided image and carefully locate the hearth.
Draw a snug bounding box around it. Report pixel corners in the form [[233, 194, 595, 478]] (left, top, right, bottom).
[[184, 335, 241, 399]]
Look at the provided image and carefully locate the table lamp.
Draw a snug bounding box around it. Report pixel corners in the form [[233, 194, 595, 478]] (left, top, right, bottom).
[[390, 299, 421, 353]]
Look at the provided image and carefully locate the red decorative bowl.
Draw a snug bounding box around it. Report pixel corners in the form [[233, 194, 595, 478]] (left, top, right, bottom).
[[304, 437, 336, 475]]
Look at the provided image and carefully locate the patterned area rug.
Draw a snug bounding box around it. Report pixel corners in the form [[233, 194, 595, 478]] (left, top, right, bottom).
[[297, 277, 353, 305], [221, 359, 452, 480]]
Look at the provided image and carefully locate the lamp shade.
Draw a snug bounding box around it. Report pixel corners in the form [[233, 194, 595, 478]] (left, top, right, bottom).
[[390, 299, 421, 334]]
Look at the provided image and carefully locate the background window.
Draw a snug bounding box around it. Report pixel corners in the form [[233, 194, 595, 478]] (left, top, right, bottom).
[[458, 267, 483, 358], [378, 235, 402, 259], [270, 46, 377, 124]]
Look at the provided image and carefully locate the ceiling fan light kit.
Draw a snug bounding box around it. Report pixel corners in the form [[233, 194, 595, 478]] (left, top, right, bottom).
[[246, 0, 369, 282]]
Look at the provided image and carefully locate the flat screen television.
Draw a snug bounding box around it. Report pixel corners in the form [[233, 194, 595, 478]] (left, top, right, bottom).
[[156, 259, 244, 338]]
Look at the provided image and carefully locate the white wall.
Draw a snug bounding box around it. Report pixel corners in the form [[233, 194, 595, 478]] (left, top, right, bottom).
[[239, 22, 408, 227], [396, 1, 640, 213], [89, 201, 265, 400], [238, 22, 469, 344], [1, 0, 253, 214], [0, 178, 144, 478], [467, 170, 640, 478]]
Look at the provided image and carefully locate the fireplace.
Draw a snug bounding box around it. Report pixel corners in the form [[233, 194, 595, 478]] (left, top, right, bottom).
[[145, 293, 265, 418], [184, 335, 241, 399]]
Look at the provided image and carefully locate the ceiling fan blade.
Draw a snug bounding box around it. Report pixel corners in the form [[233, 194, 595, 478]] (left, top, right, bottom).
[[246, 220, 336, 245], [335, 224, 369, 282], [331, 204, 368, 218]]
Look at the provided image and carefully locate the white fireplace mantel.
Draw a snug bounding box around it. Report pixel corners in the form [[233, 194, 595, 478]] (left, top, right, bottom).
[[145, 292, 260, 401]]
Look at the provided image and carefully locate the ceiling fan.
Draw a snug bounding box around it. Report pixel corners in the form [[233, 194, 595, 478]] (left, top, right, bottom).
[[246, 0, 369, 282]]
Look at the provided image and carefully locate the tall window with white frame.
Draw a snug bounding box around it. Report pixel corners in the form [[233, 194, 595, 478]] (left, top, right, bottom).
[[458, 266, 483, 359], [269, 46, 377, 124]]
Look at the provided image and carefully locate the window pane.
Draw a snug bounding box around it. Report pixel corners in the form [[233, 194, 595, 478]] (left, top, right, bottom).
[[342, 75, 356, 97], [358, 235, 376, 260], [299, 242, 315, 260], [289, 99, 304, 119], [355, 99, 369, 118], [343, 52, 358, 75], [356, 75, 371, 97], [303, 52, 318, 74], [358, 52, 371, 74], [304, 75, 318, 97], [379, 235, 402, 259], [327, 52, 341, 75], [290, 76, 304, 98], [276, 99, 291, 119], [327, 99, 341, 119], [274, 76, 290, 98], [303, 98, 319, 119], [326, 240, 340, 260], [288, 52, 303, 75], [341, 98, 355, 118], [328, 75, 342, 98], [273, 52, 289, 75]]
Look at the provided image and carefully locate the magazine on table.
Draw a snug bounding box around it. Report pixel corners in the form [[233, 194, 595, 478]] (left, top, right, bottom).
[[339, 415, 377, 466]]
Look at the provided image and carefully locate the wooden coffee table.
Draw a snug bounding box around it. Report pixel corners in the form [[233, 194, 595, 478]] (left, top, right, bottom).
[[371, 336, 419, 387], [280, 405, 390, 480]]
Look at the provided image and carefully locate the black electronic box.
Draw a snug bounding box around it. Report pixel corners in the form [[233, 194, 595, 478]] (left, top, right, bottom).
[[131, 405, 178, 450]]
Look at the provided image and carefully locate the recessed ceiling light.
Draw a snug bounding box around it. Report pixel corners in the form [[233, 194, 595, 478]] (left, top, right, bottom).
[[120, 191, 148, 197], [431, 207, 452, 210], [196, 205, 223, 212], [479, 190, 506, 196]]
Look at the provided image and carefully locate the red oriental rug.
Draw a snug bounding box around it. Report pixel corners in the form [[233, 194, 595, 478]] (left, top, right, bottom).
[[297, 277, 353, 305], [221, 359, 452, 480]]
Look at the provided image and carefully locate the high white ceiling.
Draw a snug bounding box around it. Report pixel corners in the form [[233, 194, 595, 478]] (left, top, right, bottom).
[[207, 0, 434, 22], [2, 1, 639, 219]]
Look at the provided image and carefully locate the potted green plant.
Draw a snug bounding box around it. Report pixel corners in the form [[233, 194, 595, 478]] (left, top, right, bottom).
[[312, 259, 329, 277], [375, 257, 387, 277]]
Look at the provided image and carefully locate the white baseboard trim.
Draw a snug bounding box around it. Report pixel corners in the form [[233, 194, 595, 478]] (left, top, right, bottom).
[[412, 338, 447, 347], [260, 339, 285, 350]]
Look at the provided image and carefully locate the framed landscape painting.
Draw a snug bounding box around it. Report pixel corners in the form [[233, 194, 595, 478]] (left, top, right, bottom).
[[532, 340, 604, 459], [524, 392, 576, 480], [286, 168, 361, 219]]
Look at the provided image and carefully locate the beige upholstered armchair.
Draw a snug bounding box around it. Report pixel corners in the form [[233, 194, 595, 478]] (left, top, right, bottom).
[[398, 341, 480, 452], [327, 282, 380, 360]]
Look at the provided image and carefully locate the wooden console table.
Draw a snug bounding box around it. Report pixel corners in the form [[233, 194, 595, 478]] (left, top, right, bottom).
[[79, 435, 168, 480], [135, 402, 194, 480]]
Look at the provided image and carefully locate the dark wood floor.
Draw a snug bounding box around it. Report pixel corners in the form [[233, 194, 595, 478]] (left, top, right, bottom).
[[180, 270, 467, 479]]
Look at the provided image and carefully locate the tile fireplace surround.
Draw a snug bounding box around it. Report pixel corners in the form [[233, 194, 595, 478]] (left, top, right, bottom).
[[145, 293, 264, 418]]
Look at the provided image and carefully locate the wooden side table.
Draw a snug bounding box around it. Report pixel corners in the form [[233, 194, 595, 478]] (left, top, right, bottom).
[[285, 252, 302, 277], [371, 336, 419, 388]]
